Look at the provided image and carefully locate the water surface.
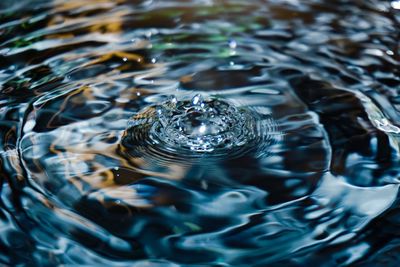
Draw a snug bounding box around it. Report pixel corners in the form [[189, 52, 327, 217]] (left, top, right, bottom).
[[0, 0, 399, 266]]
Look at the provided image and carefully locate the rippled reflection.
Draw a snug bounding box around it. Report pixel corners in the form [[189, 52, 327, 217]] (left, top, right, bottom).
[[0, 0, 399, 266]]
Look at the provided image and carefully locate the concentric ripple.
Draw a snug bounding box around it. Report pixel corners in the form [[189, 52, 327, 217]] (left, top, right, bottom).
[[0, 0, 399, 266], [122, 94, 277, 161]]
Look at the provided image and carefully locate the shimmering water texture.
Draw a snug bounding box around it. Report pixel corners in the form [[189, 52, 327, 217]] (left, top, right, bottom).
[[0, 0, 399, 266]]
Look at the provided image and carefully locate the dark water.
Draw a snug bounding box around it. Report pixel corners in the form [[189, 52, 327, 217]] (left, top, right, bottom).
[[0, 0, 399, 266]]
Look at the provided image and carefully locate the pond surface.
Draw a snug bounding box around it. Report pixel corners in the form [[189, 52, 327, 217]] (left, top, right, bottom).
[[0, 0, 399, 266]]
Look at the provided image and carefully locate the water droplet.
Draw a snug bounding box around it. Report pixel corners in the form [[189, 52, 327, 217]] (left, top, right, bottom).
[[191, 94, 202, 106], [386, 50, 394, 56], [229, 40, 237, 49]]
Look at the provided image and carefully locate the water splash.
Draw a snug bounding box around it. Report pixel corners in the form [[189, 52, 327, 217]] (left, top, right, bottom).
[[153, 94, 252, 152], [124, 94, 277, 160]]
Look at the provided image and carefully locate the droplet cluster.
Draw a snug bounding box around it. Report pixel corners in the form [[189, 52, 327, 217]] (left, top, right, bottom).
[[124, 94, 273, 160]]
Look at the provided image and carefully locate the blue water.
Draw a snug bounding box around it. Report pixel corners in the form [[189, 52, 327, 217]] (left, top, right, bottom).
[[0, 0, 399, 266]]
